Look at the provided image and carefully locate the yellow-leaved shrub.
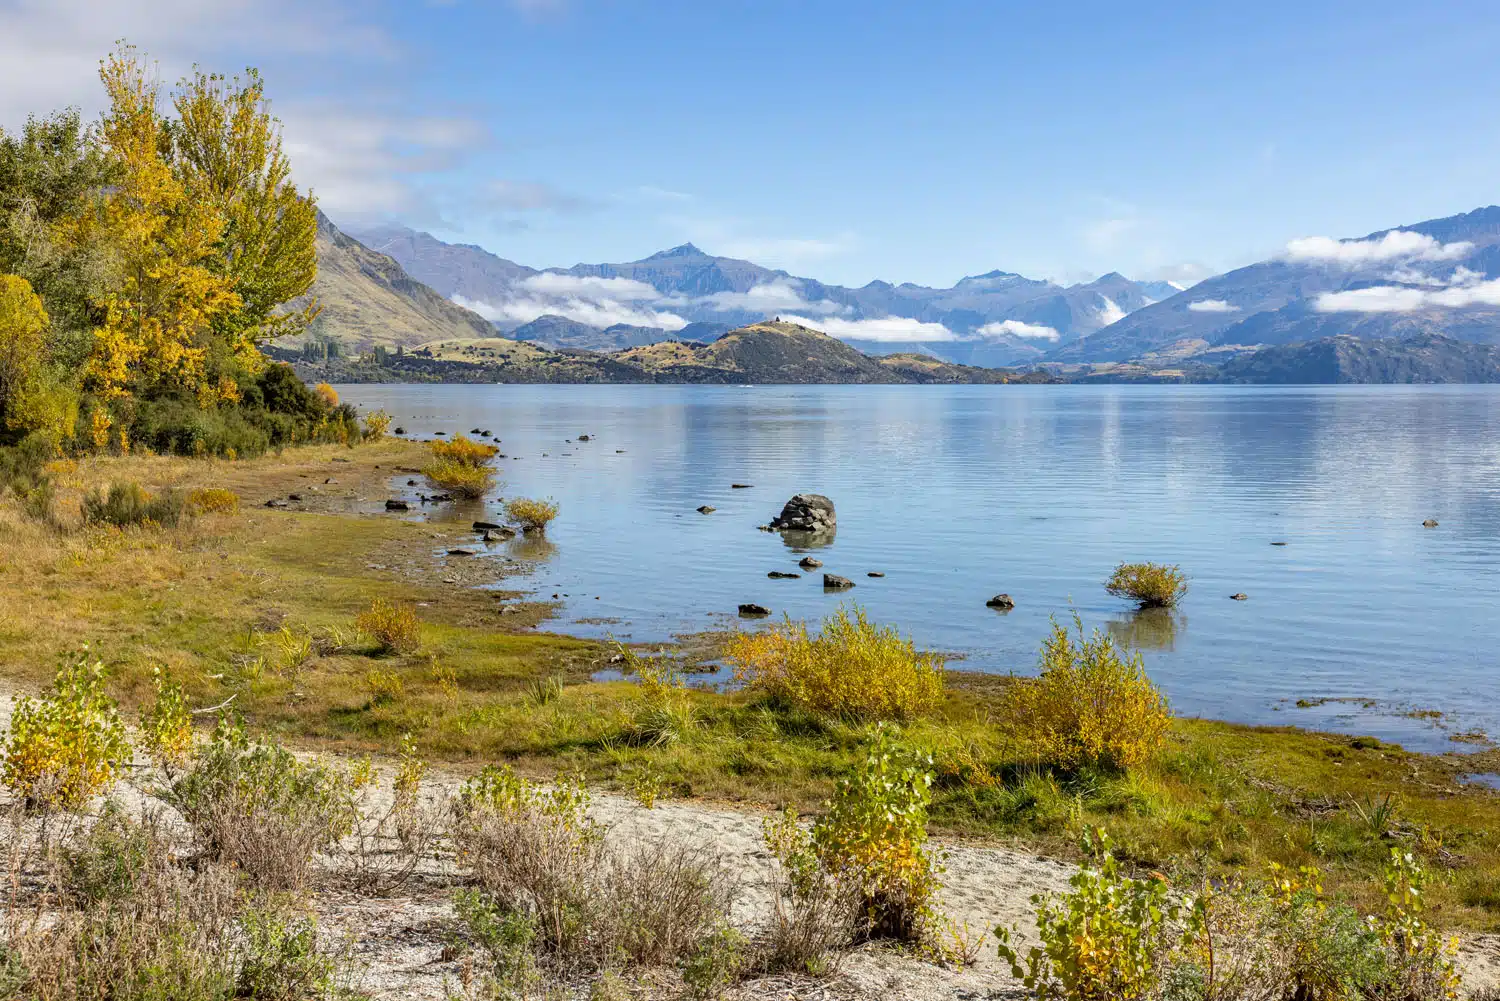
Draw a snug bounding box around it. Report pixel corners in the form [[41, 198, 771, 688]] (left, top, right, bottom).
[[2, 649, 129, 810], [504, 496, 559, 532], [422, 458, 493, 499], [726, 605, 944, 721], [356, 598, 420, 655], [429, 434, 498, 466], [1001, 617, 1170, 772], [186, 487, 239, 514], [1105, 561, 1188, 608]]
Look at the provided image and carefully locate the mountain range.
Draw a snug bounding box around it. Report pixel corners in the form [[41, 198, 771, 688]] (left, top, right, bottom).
[[294, 206, 1500, 380]]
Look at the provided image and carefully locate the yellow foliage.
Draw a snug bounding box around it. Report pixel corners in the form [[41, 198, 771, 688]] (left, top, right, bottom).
[[140, 666, 195, 771], [2, 650, 129, 811], [186, 487, 240, 514], [81, 47, 241, 401], [362, 409, 392, 441], [726, 605, 944, 721], [0, 274, 56, 435], [1001, 617, 1171, 772], [89, 408, 113, 450], [1105, 562, 1189, 608], [504, 496, 559, 532], [356, 598, 420, 654], [313, 382, 339, 408], [422, 458, 494, 500], [429, 434, 498, 467]]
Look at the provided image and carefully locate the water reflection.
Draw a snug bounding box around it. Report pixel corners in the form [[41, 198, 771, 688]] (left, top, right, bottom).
[[780, 527, 837, 550], [1107, 607, 1185, 652], [507, 534, 558, 562]]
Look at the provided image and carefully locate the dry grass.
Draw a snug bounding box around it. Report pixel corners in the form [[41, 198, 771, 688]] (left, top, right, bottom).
[[185, 487, 240, 514], [356, 598, 420, 655]]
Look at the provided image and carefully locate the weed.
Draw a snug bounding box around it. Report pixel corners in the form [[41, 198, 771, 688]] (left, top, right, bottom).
[[1105, 562, 1189, 608], [525, 674, 564, 707], [83, 480, 187, 528], [185, 486, 240, 514], [680, 925, 748, 999], [356, 598, 420, 655], [365, 668, 405, 706], [726, 605, 945, 721], [139, 665, 195, 772], [362, 409, 392, 442]]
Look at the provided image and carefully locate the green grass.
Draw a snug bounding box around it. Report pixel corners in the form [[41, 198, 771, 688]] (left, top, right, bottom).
[[3, 443, 1500, 934]]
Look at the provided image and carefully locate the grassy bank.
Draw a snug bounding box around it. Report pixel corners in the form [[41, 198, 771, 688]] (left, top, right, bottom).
[[2, 443, 1499, 935]]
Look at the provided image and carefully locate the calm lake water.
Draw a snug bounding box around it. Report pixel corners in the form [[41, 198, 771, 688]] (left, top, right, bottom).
[[339, 383, 1500, 753]]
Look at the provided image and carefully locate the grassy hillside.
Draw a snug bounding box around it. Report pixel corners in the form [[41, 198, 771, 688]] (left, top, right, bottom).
[[288, 213, 498, 351]]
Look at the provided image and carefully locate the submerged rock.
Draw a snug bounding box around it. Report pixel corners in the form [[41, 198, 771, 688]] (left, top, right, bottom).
[[473, 521, 504, 531], [447, 548, 480, 557], [697, 505, 716, 514], [577, 434, 591, 441], [731, 483, 753, 489], [384, 499, 409, 511], [769, 494, 836, 532], [986, 594, 1015, 610], [768, 571, 800, 579], [1423, 519, 1439, 528], [798, 557, 823, 569], [738, 603, 771, 617], [867, 571, 885, 578], [823, 574, 855, 590], [1230, 593, 1248, 600]]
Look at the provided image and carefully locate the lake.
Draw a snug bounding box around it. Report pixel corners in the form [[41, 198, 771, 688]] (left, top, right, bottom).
[[338, 383, 1500, 753]]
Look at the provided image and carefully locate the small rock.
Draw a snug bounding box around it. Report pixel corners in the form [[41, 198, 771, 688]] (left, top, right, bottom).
[[471, 428, 482, 434], [287, 493, 302, 501], [407, 479, 417, 486], [264, 499, 289, 509], [385, 500, 409, 511], [324, 477, 337, 484], [473, 521, 504, 531], [738, 603, 771, 617], [447, 548, 480, 557], [332, 456, 350, 463], [757, 524, 774, 532], [616, 449, 626, 453], [578, 434, 591, 441], [1423, 519, 1439, 528], [798, 557, 823, 569], [1230, 593, 1248, 601], [480, 430, 493, 437], [482, 528, 515, 542], [731, 483, 753, 489], [986, 594, 1016, 610], [768, 571, 800, 579], [1270, 541, 1288, 546], [393, 426, 406, 435], [823, 574, 855, 590], [697, 505, 716, 514], [434, 431, 446, 436]]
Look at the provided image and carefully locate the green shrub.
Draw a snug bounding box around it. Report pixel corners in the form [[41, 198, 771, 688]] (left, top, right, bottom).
[[355, 598, 420, 654], [505, 496, 559, 532], [162, 719, 359, 891], [726, 605, 945, 721], [680, 925, 748, 999], [1001, 617, 1170, 773], [1, 648, 129, 811], [83, 480, 187, 528], [139, 666, 195, 772], [235, 908, 342, 1001], [1105, 562, 1188, 608], [0, 433, 60, 522]]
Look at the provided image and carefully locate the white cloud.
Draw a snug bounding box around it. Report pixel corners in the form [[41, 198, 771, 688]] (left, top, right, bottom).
[[1094, 296, 1127, 327], [1284, 230, 1473, 265], [1167, 280, 1188, 291], [520, 274, 661, 300], [454, 293, 688, 331], [1187, 299, 1240, 313], [697, 279, 846, 316], [976, 320, 1060, 341], [784, 315, 957, 343], [1313, 278, 1500, 314]]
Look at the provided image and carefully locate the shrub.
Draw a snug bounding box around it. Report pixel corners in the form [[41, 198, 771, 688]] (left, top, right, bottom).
[[760, 809, 860, 975], [342, 733, 443, 894], [681, 925, 748, 999], [139, 666, 195, 772], [726, 605, 944, 721], [364, 668, 404, 705], [505, 496, 559, 533], [0, 434, 60, 522], [1000, 617, 1170, 773], [83, 480, 187, 528], [162, 719, 359, 891], [1, 649, 129, 811], [1105, 561, 1188, 608], [997, 828, 1180, 1001], [356, 598, 420, 654], [362, 408, 392, 441], [430, 434, 498, 466], [186, 486, 239, 514], [312, 382, 340, 408], [422, 457, 494, 499], [234, 907, 342, 1000]]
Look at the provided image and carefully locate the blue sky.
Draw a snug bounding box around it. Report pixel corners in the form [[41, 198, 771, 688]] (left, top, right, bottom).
[[3, 0, 1498, 287]]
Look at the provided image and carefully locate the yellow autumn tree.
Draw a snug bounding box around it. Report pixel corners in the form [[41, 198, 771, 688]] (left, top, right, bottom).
[[172, 66, 319, 358], [0, 274, 48, 429], [82, 46, 240, 403]]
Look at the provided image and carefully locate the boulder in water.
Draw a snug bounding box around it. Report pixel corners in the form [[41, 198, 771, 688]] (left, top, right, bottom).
[[823, 574, 855, 590], [769, 494, 836, 532], [986, 594, 1015, 610]]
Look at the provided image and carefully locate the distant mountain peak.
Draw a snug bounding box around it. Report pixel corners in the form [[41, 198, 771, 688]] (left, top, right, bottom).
[[645, 243, 708, 260]]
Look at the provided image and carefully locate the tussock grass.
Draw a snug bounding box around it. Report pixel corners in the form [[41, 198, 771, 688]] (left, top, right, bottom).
[[429, 434, 498, 467], [504, 496, 559, 532], [1106, 561, 1189, 608], [422, 457, 493, 499]]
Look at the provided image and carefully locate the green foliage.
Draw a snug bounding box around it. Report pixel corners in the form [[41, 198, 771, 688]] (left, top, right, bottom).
[[1001, 616, 1171, 772], [1106, 562, 1189, 608], [0, 431, 60, 520], [1, 647, 128, 811], [453, 889, 542, 991], [997, 828, 1179, 1001], [680, 925, 748, 999], [726, 605, 945, 721], [140, 665, 195, 771], [234, 908, 340, 1001], [83, 480, 187, 527]]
